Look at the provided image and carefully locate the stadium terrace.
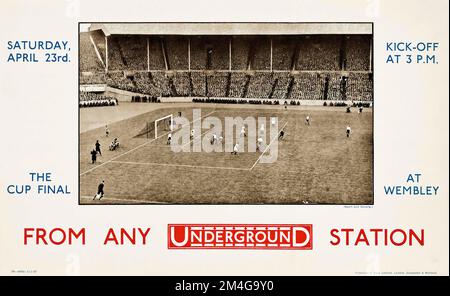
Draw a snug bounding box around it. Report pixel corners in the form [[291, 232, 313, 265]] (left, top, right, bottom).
[[79, 23, 373, 103], [7, 40, 69, 50], [78, 23, 374, 205]]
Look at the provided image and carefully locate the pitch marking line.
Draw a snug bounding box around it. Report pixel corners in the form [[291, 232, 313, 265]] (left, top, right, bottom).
[[110, 160, 250, 171], [80, 110, 216, 176], [249, 121, 288, 171]]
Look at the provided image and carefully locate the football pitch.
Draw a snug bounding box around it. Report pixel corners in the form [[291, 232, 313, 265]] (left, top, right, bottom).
[[79, 103, 373, 204]]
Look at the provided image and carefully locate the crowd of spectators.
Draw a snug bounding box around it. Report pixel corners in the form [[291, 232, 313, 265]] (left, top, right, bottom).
[[250, 38, 271, 70], [190, 37, 229, 70], [80, 30, 373, 104], [107, 37, 127, 70], [84, 34, 372, 72], [209, 38, 230, 70], [173, 72, 191, 96], [80, 73, 106, 84], [246, 73, 274, 98], [345, 35, 371, 71], [80, 32, 104, 72], [189, 37, 207, 70], [90, 30, 106, 63], [133, 72, 159, 97], [272, 37, 296, 70], [79, 92, 118, 107], [151, 72, 172, 97], [228, 73, 248, 98], [295, 36, 341, 71], [116, 36, 148, 70], [231, 37, 251, 70], [191, 72, 206, 97], [271, 73, 292, 100], [290, 73, 325, 100], [326, 73, 345, 101], [165, 36, 189, 70], [94, 71, 372, 102], [346, 73, 373, 101], [207, 73, 228, 97], [106, 72, 135, 92], [148, 37, 166, 70]]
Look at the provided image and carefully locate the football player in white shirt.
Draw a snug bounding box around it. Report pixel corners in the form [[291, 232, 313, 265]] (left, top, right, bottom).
[[305, 115, 310, 125], [271, 117, 276, 126], [210, 133, 217, 145], [231, 143, 239, 155], [190, 129, 195, 140], [240, 126, 246, 137], [257, 137, 263, 152], [167, 132, 172, 145], [346, 126, 352, 138]]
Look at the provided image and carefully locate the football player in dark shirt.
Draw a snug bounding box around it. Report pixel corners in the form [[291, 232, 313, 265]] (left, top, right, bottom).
[[93, 180, 105, 200]]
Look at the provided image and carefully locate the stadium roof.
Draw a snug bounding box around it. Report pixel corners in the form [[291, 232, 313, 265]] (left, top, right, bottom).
[[88, 23, 372, 36]]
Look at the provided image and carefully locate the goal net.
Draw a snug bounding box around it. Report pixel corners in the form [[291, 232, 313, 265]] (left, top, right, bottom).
[[135, 114, 173, 139]]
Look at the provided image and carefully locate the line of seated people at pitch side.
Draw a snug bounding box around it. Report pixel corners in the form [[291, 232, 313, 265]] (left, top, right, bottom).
[[79, 92, 118, 107], [192, 98, 295, 105], [79, 99, 118, 107], [131, 95, 161, 102]]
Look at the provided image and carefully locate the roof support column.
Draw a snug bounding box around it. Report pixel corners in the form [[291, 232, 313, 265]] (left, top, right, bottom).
[[147, 37, 150, 71], [105, 35, 108, 72], [188, 38, 191, 71], [270, 38, 273, 72], [229, 37, 232, 71], [161, 38, 168, 70], [369, 38, 372, 72]]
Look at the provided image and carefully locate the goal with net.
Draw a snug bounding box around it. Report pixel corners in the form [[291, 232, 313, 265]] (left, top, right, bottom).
[[155, 114, 173, 139], [135, 114, 173, 139]]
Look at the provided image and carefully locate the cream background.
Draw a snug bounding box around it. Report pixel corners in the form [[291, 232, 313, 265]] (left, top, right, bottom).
[[0, 0, 448, 275]]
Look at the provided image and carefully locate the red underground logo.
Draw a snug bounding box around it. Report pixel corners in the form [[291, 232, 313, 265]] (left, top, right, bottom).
[[167, 224, 313, 249]]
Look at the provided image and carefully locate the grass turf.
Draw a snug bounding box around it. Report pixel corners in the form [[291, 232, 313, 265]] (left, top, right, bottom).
[[80, 104, 373, 204]]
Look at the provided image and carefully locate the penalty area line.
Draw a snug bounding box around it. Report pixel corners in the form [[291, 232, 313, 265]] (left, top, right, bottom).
[[249, 120, 288, 171], [110, 160, 250, 171]]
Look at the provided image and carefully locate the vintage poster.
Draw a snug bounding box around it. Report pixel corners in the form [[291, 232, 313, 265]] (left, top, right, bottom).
[[0, 0, 448, 287]]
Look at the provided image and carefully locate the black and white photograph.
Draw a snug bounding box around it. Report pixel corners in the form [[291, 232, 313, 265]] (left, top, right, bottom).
[[79, 22, 374, 205]]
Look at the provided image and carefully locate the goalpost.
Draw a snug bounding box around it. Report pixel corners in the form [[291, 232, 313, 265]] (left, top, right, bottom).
[[135, 113, 174, 139], [154, 114, 173, 139]]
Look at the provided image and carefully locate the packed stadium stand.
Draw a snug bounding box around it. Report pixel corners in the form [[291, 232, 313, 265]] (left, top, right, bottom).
[[79, 32, 104, 72], [80, 24, 373, 102]]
